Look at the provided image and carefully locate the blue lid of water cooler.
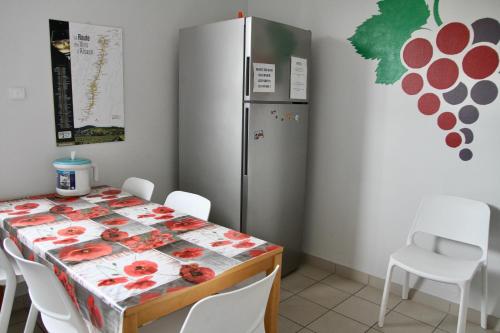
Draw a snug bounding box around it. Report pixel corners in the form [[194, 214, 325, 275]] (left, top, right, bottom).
[[53, 157, 91, 165]]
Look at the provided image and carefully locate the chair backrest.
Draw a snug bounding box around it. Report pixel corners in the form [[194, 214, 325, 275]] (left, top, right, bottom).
[[3, 239, 88, 333], [180, 265, 280, 333], [122, 177, 155, 201], [408, 195, 490, 261], [164, 191, 211, 220], [0, 247, 17, 333]]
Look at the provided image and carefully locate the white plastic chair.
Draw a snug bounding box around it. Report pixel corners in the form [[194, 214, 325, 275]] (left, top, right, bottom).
[[141, 265, 280, 333], [0, 246, 35, 333], [4, 239, 88, 333], [164, 191, 211, 220], [122, 177, 155, 201], [378, 195, 490, 333]]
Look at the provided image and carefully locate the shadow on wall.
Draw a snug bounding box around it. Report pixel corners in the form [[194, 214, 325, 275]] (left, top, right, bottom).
[[302, 36, 370, 266]]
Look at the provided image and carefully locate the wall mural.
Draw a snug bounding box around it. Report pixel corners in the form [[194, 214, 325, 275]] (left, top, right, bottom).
[[349, 0, 499, 161]]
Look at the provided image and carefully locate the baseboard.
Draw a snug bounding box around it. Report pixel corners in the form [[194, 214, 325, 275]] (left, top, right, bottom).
[[302, 253, 500, 330]]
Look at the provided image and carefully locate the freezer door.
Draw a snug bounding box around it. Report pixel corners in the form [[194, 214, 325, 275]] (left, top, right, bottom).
[[179, 18, 245, 231], [243, 103, 308, 275], [244, 17, 311, 103]]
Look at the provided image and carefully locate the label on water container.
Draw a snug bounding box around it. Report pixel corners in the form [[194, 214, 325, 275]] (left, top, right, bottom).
[[57, 170, 76, 190]]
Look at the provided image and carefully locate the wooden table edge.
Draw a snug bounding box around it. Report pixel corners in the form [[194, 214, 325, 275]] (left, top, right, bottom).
[[123, 247, 283, 333]]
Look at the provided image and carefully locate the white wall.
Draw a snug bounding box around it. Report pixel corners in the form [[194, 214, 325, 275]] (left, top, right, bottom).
[[249, 0, 500, 317], [0, 0, 247, 203]]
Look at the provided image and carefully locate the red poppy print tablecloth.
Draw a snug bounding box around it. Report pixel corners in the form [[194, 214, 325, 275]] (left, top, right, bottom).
[[0, 186, 279, 333]]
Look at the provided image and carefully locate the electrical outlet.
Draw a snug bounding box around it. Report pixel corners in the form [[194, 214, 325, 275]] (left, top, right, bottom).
[[8, 87, 26, 100]]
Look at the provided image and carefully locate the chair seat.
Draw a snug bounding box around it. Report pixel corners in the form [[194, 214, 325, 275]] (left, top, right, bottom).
[[391, 245, 481, 283]]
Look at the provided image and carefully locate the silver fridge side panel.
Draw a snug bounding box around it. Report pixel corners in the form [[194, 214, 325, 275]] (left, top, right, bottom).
[[243, 104, 308, 275], [244, 17, 311, 103], [179, 19, 245, 231]]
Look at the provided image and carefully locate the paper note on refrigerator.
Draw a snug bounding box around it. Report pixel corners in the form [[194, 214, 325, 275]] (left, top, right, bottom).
[[253, 63, 275, 93], [290, 56, 307, 100]]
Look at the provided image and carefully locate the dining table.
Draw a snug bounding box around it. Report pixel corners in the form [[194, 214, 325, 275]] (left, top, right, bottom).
[[0, 186, 282, 333]]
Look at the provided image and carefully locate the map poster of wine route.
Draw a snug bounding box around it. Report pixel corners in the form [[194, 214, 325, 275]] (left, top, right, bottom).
[[49, 19, 125, 146]]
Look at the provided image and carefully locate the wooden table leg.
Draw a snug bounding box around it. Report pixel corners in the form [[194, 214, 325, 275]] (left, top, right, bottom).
[[265, 253, 282, 333], [123, 313, 138, 333]]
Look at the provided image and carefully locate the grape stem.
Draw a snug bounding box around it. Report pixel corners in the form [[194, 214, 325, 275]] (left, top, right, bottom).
[[433, 0, 443, 26]]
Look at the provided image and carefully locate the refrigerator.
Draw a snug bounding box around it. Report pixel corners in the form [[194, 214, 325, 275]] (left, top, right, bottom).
[[179, 17, 311, 275]]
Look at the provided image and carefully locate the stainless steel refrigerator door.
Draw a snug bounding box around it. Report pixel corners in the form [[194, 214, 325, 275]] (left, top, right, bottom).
[[244, 17, 311, 103], [179, 18, 245, 231], [243, 103, 308, 275]]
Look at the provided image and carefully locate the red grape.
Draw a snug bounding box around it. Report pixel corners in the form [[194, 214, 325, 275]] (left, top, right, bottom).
[[401, 73, 423, 95], [462, 45, 499, 79], [418, 93, 440, 115], [445, 132, 462, 148], [427, 58, 459, 90], [437, 112, 457, 130], [436, 22, 470, 55], [403, 38, 433, 69]]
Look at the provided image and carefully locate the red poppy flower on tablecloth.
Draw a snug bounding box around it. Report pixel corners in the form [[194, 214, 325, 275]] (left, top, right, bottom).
[[14, 203, 39, 210], [210, 240, 232, 247], [224, 230, 250, 241], [59, 243, 113, 262], [233, 240, 256, 249], [249, 245, 280, 258], [87, 206, 111, 219], [0, 210, 13, 214], [53, 238, 79, 245], [57, 226, 86, 237], [154, 214, 174, 220], [265, 245, 280, 252], [124, 260, 158, 277], [87, 295, 104, 329], [55, 197, 79, 203], [9, 234, 22, 251], [86, 194, 102, 198], [7, 210, 30, 216], [167, 286, 188, 293], [33, 236, 58, 243], [120, 235, 141, 247], [50, 205, 74, 214], [165, 217, 207, 231], [124, 276, 157, 290], [139, 292, 162, 304], [108, 197, 145, 208], [101, 228, 129, 242], [180, 264, 215, 284], [152, 206, 174, 214], [102, 195, 118, 200], [9, 214, 56, 227], [97, 276, 128, 287], [138, 213, 156, 218], [28, 252, 35, 261], [101, 217, 128, 226], [102, 189, 122, 196], [172, 247, 204, 259]]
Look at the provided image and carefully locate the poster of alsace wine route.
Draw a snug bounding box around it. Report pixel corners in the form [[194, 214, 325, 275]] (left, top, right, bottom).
[[49, 19, 125, 146]]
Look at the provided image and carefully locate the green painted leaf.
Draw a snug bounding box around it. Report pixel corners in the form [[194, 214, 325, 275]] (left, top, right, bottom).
[[348, 0, 430, 84]]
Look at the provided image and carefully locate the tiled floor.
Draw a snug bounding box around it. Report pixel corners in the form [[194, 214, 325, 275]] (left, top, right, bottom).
[[279, 264, 494, 333], [6, 264, 494, 333]]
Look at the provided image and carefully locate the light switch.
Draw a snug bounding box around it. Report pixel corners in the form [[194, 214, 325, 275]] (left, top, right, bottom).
[[8, 87, 26, 100]]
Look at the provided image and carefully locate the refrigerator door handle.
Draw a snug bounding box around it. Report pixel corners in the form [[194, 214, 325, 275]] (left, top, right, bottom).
[[243, 106, 249, 176], [245, 57, 250, 97]]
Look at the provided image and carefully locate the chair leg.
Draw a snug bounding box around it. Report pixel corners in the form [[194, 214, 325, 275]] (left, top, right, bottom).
[[0, 281, 16, 333], [456, 281, 470, 333], [23, 304, 38, 333], [378, 261, 394, 327], [402, 271, 410, 300], [481, 264, 488, 329]]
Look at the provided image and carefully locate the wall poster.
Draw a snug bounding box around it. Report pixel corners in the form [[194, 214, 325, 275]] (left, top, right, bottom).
[[49, 19, 125, 146]]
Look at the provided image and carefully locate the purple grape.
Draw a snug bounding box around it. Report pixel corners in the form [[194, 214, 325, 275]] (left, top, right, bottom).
[[472, 18, 500, 45], [471, 80, 498, 105]]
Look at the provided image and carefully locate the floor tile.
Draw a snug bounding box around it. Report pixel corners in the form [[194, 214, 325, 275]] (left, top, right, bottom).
[[298, 282, 350, 308], [281, 273, 317, 294], [356, 286, 401, 309], [437, 314, 493, 333], [9, 308, 30, 325], [322, 274, 365, 294], [280, 296, 328, 326], [8, 322, 44, 333], [373, 311, 434, 333], [281, 288, 294, 302], [394, 300, 447, 327], [296, 264, 331, 281], [333, 295, 381, 326], [307, 311, 369, 333], [298, 328, 315, 333], [279, 315, 303, 333]]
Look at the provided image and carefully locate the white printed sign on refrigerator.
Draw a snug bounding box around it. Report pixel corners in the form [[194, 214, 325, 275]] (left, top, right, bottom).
[[253, 63, 275, 93], [290, 56, 307, 100]]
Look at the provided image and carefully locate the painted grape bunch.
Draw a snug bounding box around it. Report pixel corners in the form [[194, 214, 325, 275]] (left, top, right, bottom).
[[349, 0, 500, 161], [401, 19, 499, 161]]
